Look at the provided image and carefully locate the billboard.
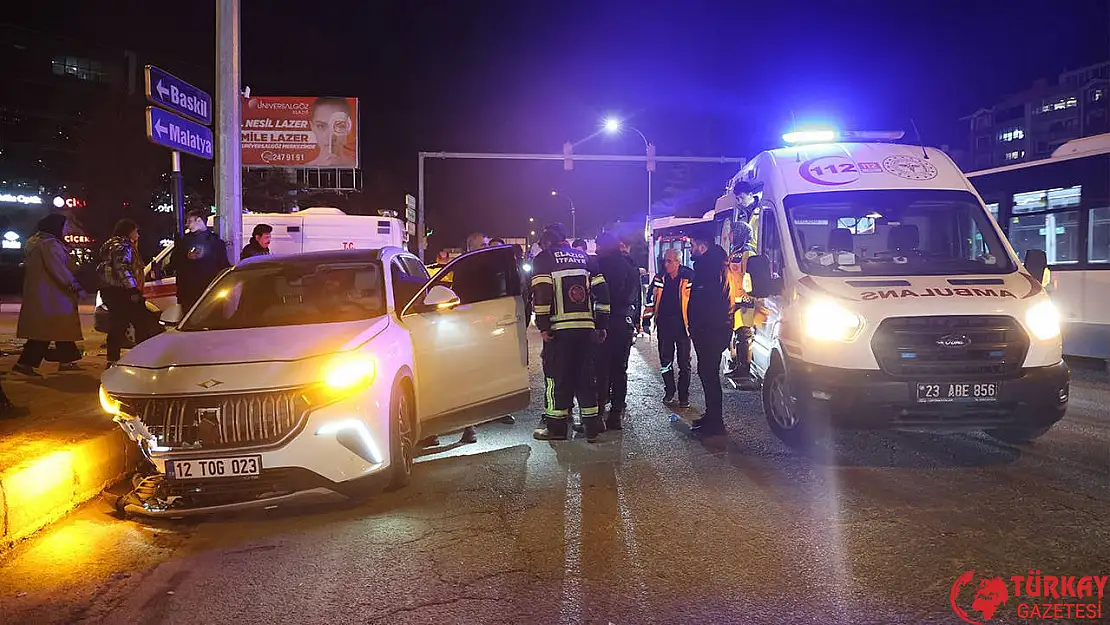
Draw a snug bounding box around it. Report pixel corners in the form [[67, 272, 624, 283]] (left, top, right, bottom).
[[241, 96, 359, 168]]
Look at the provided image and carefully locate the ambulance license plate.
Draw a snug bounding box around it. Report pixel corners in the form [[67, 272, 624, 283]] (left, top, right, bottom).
[[916, 382, 999, 403]]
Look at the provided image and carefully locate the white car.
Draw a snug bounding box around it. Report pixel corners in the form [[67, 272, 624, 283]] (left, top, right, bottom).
[[100, 245, 529, 515]]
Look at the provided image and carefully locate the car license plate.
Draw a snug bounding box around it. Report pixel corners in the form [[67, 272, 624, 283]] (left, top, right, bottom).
[[167, 455, 262, 480], [916, 382, 999, 403]]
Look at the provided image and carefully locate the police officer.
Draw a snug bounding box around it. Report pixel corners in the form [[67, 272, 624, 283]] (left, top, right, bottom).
[[594, 232, 641, 430], [531, 223, 610, 442], [171, 209, 231, 311], [687, 233, 731, 436]]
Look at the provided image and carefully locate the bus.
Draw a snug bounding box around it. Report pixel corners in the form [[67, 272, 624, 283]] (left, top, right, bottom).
[[966, 133, 1110, 362]]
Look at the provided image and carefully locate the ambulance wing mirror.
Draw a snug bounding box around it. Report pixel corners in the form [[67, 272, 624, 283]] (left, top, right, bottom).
[[1023, 249, 1048, 285], [747, 254, 782, 298], [422, 284, 461, 310]]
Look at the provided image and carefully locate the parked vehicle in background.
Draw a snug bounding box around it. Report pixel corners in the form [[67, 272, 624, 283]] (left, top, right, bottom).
[[94, 207, 407, 340], [966, 133, 1110, 364]]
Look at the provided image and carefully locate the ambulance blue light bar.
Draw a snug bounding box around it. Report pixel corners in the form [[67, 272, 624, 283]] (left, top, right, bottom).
[[783, 129, 906, 145]]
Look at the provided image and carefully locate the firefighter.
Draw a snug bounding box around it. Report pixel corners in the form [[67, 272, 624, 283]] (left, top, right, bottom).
[[725, 220, 761, 386], [531, 223, 611, 442], [642, 248, 694, 407]]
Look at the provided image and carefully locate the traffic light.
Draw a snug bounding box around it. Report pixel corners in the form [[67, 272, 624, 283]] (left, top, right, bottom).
[[646, 142, 656, 172], [563, 141, 573, 171]]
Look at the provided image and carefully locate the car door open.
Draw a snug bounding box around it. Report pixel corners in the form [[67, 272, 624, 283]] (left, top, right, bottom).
[[401, 246, 529, 437]]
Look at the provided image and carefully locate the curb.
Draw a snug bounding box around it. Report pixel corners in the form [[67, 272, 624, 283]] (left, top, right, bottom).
[[0, 428, 140, 554], [0, 304, 96, 314]]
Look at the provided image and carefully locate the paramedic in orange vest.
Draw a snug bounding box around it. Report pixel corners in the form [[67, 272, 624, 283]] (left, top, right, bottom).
[[642, 248, 694, 408]]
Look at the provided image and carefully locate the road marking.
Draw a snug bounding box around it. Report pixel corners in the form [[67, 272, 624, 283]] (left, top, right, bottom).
[[559, 469, 583, 625], [615, 467, 656, 624]]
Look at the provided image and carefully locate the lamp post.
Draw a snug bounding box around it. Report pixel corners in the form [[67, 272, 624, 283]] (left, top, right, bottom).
[[550, 190, 576, 238], [602, 117, 655, 277]]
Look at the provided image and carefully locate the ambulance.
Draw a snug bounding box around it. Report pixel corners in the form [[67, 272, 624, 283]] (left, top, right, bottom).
[[95, 208, 408, 336], [727, 130, 1069, 448]]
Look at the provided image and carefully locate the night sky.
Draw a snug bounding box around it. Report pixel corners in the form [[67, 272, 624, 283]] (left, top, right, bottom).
[[8, 0, 1110, 251]]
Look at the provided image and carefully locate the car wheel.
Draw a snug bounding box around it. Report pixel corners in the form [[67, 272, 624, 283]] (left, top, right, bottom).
[[986, 425, 1054, 445], [387, 381, 415, 491], [762, 358, 811, 449]]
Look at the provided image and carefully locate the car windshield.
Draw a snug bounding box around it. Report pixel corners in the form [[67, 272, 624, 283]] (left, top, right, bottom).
[[179, 259, 387, 331], [784, 189, 1016, 277]]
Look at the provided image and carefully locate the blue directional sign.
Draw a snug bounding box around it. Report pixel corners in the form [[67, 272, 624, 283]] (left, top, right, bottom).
[[144, 65, 212, 126], [145, 107, 214, 160]]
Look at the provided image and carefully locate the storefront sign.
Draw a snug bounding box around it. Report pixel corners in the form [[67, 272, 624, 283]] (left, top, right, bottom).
[[2, 231, 21, 249], [0, 192, 43, 205], [53, 196, 87, 209], [64, 234, 93, 246]]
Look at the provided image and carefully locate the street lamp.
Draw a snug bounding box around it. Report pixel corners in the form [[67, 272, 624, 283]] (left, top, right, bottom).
[[602, 117, 656, 277], [550, 190, 576, 237]]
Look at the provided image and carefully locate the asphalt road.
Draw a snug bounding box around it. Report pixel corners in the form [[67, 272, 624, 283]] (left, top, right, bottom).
[[1, 330, 1108, 625]]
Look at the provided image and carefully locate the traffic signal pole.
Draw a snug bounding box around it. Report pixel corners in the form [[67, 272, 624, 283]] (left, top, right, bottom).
[[416, 151, 746, 262]]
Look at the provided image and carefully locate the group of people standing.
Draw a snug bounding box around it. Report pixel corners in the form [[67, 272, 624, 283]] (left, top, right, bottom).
[[526, 210, 761, 440], [9, 210, 276, 377]]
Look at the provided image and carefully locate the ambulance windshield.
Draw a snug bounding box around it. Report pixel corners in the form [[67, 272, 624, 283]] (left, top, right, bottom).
[[784, 189, 1016, 277]]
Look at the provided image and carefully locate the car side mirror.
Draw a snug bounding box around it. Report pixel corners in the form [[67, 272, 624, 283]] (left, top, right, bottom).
[[159, 303, 183, 326], [746, 254, 782, 297], [1023, 249, 1048, 285], [422, 284, 461, 310]]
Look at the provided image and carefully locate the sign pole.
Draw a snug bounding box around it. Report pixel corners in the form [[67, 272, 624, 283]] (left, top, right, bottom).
[[171, 151, 185, 238], [215, 0, 243, 263], [417, 153, 426, 262]]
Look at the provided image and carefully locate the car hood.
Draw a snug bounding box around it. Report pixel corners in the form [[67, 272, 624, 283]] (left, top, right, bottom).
[[118, 316, 391, 368]]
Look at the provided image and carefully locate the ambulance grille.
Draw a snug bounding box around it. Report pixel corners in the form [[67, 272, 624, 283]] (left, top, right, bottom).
[[121, 389, 310, 450], [871, 315, 1029, 379]]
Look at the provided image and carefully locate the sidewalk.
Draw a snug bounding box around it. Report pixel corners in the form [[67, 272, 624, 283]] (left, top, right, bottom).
[[0, 296, 96, 315], [0, 314, 140, 554]]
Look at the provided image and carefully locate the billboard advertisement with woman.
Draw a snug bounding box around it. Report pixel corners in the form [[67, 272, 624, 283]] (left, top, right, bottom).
[[241, 96, 359, 168]]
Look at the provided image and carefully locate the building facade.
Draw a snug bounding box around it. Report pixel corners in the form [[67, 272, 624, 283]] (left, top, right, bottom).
[[963, 61, 1110, 171]]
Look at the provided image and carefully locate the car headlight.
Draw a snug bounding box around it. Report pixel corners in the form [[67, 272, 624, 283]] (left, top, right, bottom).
[[1025, 299, 1061, 341], [99, 385, 121, 416], [803, 298, 864, 342], [522, 262, 532, 273], [322, 354, 377, 392]]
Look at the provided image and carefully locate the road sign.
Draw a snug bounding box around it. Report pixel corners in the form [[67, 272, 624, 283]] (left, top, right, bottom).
[[144, 65, 212, 126], [405, 193, 416, 222], [405, 221, 416, 236], [145, 107, 214, 160]]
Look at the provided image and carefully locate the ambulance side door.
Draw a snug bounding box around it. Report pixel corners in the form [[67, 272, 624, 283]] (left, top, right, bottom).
[[751, 201, 786, 379]]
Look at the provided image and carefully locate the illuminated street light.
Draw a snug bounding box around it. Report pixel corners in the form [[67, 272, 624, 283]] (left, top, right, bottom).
[[603, 117, 621, 133], [599, 117, 656, 276], [528, 216, 534, 223], [530, 230, 536, 236], [550, 190, 576, 237]]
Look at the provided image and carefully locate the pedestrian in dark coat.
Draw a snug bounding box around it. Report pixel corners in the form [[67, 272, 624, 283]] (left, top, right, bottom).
[[13, 213, 86, 376]]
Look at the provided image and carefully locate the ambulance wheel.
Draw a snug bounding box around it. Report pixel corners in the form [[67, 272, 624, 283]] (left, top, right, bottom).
[[986, 425, 1053, 445], [387, 380, 416, 491], [762, 358, 814, 450]]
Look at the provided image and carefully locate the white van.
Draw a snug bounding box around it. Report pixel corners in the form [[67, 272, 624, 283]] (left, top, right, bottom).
[[95, 208, 407, 335], [727, 132, 1069, 448]]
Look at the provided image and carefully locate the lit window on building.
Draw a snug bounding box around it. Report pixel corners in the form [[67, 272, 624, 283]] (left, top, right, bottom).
[[1005, 151, 1025, 161], [1093, 89, 1105, 102], [999, 128, 1025, 142], [51, 56, 106, 83], [985, 203, 1000, 219], [1047, 185, 1082, 209]]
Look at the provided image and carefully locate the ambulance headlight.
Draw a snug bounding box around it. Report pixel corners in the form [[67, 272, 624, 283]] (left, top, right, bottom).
[[1025, 299, 1061, 341], [803, 298, 864, 342]]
